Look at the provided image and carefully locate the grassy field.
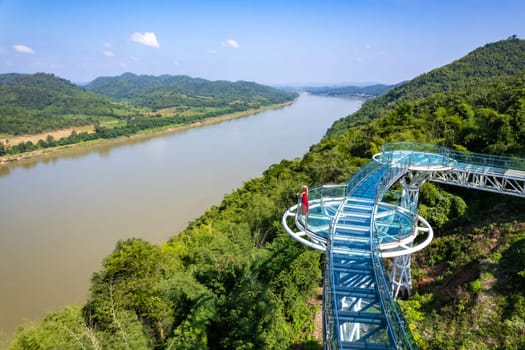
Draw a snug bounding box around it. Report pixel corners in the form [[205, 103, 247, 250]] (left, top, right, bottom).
[[153, 105, 232, 118]]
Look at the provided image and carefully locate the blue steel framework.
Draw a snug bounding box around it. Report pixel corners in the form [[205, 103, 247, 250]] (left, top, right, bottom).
[[282, 142, 525, 349]]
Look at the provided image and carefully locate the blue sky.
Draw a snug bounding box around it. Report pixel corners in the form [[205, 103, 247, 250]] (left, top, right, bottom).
[[0, 0, 524, 85]]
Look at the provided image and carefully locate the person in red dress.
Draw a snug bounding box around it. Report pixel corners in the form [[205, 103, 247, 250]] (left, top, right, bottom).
[[300, 186, 309, 215]]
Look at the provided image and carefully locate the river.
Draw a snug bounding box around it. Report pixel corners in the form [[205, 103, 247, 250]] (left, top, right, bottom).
[[0, 94, 362, 343]]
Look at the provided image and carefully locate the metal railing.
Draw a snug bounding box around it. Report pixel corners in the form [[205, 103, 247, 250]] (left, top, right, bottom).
[[371, 242, 418, 349], [308, 184, 347, 201], [382, 142, 525, 172], [323, 217, 339, 350], [371, 147, 418, 349], [296, 184, 346, 237]]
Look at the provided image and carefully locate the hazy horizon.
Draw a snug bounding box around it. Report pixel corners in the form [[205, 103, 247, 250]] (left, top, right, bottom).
[[1, 0, 524, 86]]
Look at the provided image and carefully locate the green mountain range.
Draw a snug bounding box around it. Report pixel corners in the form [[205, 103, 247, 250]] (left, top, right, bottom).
[[84, 72, 297, 110], [7, 38, 525, 349]]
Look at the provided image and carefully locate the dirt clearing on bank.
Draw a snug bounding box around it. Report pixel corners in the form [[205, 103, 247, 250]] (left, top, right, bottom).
[[1, 126, 95, 146]]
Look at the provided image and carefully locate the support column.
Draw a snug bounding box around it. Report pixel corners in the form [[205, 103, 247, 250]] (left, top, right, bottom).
[[390, 171, 430, 298], [391, 244, 413, 299], [399, 171, 428, 214]]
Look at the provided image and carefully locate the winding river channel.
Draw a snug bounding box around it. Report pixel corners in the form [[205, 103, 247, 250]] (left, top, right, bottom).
[[0, 94, 363, 342]]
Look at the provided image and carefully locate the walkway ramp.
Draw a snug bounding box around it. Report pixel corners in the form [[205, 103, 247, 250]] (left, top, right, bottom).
[[325, 165, 414, 349], [283, 142, 525, 349]]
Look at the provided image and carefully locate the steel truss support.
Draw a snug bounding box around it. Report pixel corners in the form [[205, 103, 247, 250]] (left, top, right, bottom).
[[340, 297, 362, 341], [430, 169, 525, 197], [399, 170, 429, 213], [391, 245, 413, 299], [391, 170, 430, 298]]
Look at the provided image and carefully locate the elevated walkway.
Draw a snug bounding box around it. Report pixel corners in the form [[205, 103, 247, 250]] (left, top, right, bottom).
[[282, 142, 525, 349]]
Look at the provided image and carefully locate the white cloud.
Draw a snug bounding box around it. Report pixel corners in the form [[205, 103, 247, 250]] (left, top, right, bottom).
[[103, 50, 114, 57], [13, 44, 35, 54], [131, 32, 160, 48], [222, 39, 239, 49]]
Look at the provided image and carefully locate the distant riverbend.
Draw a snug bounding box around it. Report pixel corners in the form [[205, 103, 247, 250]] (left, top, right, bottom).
[[0, 94, 363, 347]]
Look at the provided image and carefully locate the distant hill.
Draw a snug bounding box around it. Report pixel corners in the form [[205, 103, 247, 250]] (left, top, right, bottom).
[[328, 37, 525, 134], [85, 73, 297, 110], [0, 73, 134, 135], [301, 83, 397, 98]]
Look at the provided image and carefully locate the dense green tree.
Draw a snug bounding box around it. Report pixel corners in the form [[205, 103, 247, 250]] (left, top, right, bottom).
[[83, 239, 174, 347]]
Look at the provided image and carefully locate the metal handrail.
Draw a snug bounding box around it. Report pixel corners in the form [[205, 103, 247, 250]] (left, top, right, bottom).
[[308, 184, 347, 199], [383, 142, 525, 172], [297, 184, 346, 234], [371, 146, 417, 348], [371, 228, 418, 349], [324, 218, 339, 349]]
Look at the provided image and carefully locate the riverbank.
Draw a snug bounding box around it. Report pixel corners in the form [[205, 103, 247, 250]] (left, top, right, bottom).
[[0, 95, 364, 347], [0, 100, 295, 166]]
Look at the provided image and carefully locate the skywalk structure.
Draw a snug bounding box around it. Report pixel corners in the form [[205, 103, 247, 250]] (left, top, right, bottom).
[[282, 142, 525, 349]]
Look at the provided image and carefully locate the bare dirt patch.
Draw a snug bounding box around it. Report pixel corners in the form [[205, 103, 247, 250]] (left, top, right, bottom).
[[309, 287, 323, 341], [2, 126, 95, 146]]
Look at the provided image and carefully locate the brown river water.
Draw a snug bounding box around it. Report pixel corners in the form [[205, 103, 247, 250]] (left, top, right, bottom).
[[0, 95, 363, 345]]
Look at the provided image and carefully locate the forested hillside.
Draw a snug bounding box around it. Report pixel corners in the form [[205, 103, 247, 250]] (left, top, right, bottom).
[[329, 36, 525, 133], [0, 73, 135, 135], [85, 73, 297, 110], [8, 38, 525, 349]]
